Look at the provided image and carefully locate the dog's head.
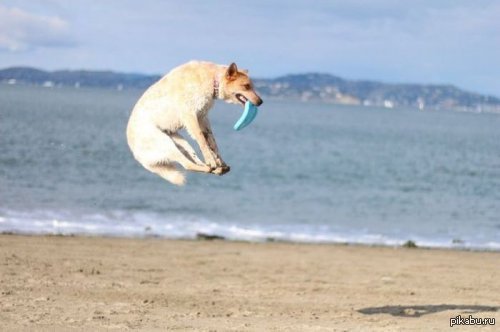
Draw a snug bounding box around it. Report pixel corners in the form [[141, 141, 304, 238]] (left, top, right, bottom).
[[222, 63, 263, 106]]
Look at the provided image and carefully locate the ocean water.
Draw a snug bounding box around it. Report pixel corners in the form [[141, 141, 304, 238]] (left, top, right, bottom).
[[1, 84, 500, 249]]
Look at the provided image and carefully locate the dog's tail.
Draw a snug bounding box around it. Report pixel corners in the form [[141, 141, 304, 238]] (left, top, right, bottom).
[[148, 164, 186, 186]]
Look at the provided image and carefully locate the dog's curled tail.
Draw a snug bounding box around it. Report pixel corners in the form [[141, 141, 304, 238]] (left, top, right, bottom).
[[165, 169, 186, 186], [149, 165, 186, 186]]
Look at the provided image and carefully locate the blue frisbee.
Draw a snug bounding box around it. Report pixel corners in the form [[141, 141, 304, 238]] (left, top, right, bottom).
[[233, 101, 259, 131]]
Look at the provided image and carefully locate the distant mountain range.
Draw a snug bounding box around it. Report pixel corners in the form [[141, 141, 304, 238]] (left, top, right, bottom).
[[0, 67, 155, 90], [1, 67, 499, 112]]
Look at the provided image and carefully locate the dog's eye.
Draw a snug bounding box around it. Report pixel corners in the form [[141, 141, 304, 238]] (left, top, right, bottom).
[[243, 84, 251, 90]]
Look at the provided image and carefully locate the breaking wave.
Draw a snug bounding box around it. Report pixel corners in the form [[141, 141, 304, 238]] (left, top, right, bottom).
[[1, 208, 499, 251]]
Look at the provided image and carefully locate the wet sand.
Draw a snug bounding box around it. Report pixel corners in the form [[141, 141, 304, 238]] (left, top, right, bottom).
[[0, 235, 499, 331]]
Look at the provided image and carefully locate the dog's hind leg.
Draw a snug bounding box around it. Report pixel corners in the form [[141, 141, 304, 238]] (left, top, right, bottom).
[[143, 149, 211, 185], [171, 133, 204, 166], [166, 141, 212, 174], [134, 128, 212, 185]]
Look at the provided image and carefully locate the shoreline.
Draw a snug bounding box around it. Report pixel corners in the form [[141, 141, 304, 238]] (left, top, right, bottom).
[[2, 231, 499, 253], [1, 234, 499, 330]]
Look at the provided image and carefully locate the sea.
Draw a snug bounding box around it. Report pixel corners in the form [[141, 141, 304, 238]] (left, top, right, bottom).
[[1, 84, 499, 250]]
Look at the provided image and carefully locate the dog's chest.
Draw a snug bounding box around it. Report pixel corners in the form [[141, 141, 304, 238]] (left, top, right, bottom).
[[195, 98, 214, 117]]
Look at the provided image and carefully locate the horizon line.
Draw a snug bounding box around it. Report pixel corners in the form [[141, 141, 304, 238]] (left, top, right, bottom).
[[1, 65, 498, 98]]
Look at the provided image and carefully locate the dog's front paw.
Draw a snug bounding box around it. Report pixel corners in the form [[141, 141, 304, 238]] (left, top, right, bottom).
[[199, 164, 213, 173], [211, 165, 230, 176], [204, 155, 218, 169]]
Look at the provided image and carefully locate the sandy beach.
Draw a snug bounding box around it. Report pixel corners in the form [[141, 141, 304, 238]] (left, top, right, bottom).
[[0, 235, 498, 331]]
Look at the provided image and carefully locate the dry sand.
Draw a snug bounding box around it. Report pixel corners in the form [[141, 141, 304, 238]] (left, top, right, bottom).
[[0, 235, 499, 331]]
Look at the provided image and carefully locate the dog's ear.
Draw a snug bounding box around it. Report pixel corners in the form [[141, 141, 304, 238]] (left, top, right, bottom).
[[226, 63, 238, 80]]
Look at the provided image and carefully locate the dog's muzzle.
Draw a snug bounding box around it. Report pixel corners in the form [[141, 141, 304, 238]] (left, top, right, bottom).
[[235, 93, 248, 105], [235, 93, 263, 106]]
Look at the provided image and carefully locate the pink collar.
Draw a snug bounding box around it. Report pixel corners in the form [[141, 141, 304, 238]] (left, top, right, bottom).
[[213, 71, 223, 99], [213, 79, 219, 99]]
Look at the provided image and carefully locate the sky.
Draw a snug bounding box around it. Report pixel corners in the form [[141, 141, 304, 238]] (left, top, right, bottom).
[[0, 0, 499, 96]]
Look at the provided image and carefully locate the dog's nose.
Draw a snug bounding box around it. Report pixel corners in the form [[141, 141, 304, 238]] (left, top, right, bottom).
[[256, 98, 263, 106]]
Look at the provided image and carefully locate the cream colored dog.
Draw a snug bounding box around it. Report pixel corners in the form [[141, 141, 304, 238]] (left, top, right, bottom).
[[126, 61, 263, 185]]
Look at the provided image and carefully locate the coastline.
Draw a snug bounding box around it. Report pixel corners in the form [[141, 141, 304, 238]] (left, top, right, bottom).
[[2, 230, 500, 253], [1, 234, 498, 331]]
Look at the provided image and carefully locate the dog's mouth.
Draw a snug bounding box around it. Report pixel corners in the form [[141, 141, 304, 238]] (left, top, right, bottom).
[[235, 93, 248, 105]]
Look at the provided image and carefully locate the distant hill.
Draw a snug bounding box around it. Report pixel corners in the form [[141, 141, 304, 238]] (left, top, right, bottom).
[[1, 67, 499, 112], [0, 67, 159, 90], [254, 73, 500, 112]]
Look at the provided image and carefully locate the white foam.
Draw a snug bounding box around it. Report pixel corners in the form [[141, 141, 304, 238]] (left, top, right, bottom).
[[0, 208, 499, 251]]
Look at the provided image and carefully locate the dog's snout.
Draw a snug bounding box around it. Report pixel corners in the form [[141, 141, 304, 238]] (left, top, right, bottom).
[[255, 97, 263, 106]]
